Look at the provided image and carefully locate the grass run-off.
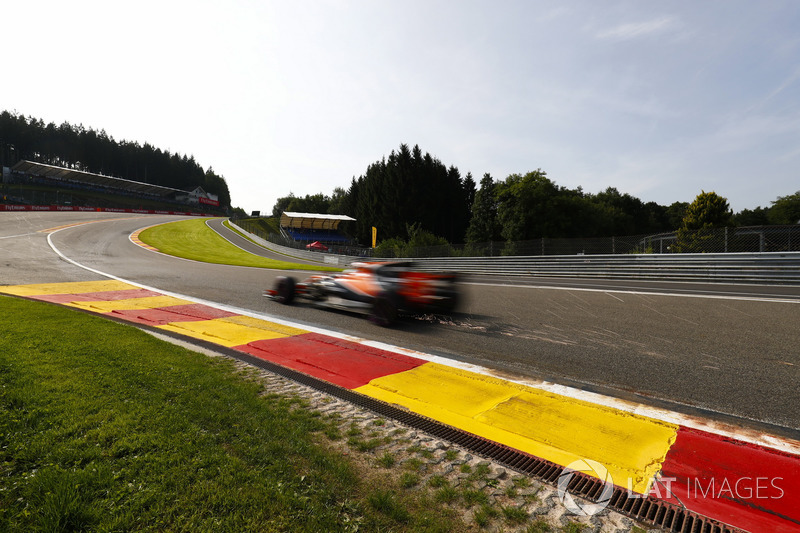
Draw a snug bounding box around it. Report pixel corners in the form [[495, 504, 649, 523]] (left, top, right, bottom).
[[138, 218, 339, 271], [0, 296, 460, 532]]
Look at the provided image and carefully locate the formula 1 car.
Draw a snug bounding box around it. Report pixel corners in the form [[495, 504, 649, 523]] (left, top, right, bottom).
[[265, 261, 459, 326]]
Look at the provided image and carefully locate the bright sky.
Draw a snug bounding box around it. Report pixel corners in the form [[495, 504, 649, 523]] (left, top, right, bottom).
[[4, 1, 799, 215]]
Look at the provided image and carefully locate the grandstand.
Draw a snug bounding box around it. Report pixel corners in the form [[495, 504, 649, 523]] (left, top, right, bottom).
[[4, 160, 222, 211], [279, 211, 355, 244]]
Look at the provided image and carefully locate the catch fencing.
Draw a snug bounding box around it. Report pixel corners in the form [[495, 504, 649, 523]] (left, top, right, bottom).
[[234, 219, 800, 258], [382, 225, 800, 258], [230, 220, 800, 284]]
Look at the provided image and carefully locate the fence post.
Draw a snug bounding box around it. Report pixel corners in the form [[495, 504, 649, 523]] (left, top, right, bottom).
[[725, 227, 728, 253]]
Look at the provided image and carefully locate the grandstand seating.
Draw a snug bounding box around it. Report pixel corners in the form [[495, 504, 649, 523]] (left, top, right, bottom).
[[286, 228, 350, 243]]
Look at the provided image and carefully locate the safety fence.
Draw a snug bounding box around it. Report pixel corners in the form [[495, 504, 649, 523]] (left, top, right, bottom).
[[230, 220, 800, 284], [235, 218, 800, 258], [382, 225, 800, 258], [410, 252, 800, 284]]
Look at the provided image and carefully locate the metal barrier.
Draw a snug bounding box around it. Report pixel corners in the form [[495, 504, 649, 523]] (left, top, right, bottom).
[[411, 252, 800, 284], [230, 220, 800, 284]]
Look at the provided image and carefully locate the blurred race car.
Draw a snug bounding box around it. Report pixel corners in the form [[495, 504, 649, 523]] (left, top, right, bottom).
[[265, 261, 459, 326]]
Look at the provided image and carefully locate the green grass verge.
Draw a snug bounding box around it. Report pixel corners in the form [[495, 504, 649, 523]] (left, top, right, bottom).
[[138, 218, 339, 271], [0, 296, 457, 532], [222, 220, 305, 264], [237, 217, 282, 235]]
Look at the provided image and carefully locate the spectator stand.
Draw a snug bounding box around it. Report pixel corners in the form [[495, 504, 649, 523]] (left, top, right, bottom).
[[279, 211, 356, 249], [5, 160, 223, 212]]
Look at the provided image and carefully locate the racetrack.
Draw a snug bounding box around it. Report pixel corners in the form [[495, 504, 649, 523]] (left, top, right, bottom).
[[3, 212, 799, 436]]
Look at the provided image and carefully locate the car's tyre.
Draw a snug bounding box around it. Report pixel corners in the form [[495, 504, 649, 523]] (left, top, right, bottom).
[[273, 276, 296, 304], [369, 291, 399, 327], [437, 292, 459, 314]]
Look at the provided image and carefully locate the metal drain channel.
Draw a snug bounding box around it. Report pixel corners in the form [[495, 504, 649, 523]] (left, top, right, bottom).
[[203, 342, 744, 533]]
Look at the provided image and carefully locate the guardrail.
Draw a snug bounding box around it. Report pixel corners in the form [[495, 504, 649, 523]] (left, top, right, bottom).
[[410, 253, 800, 284], [230, 220, 800, 284]]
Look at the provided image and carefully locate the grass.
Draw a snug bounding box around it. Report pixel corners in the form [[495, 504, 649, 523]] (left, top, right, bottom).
[[377, 453, 396, 468], [0, 294, 596, 533], [138, 218, 339, 271], [0, 296, 456, 532], [501, 505, 530, 525], [236, 217, 282, 235], [473, 504, 499, 528], [461, 488, 489, 508]]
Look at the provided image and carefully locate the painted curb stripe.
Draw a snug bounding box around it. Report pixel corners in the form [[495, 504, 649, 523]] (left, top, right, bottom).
[[27, 289, 164, 303], [130, 228, 159, 251], [66, 295, 191, 313], [236, 332, 428, 389], [3, 279, 799, 531], [109, 304, 240, 326], [156, 315, 309, 348], [659, 427, 800, 533], [0, 280, 135, 296], [355, 361, 678, 495]]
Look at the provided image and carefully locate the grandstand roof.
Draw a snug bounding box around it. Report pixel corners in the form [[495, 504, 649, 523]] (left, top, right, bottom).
[[11, 160, 186, 198], [280, 211, 356, 230]]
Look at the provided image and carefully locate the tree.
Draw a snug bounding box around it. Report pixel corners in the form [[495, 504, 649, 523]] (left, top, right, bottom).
[[675, 191, 732, 252], [495, 170, 554, 243], [272, 193, 295, 217], [768, 191, 800, 225], [344, 144, 473, 245], [465, 173, 500, 244], [733, 206, 770, 226], [287, 193, 331, 214], [666, 202, 689, 230], [327, 187, 348, 214], [680, 191, 732, 230]]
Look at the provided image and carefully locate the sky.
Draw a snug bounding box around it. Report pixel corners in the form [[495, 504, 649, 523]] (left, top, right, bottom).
[[3, 0, 799, 215]]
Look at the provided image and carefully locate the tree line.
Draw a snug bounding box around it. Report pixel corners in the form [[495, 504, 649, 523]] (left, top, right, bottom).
[[272, 142, 800, 248], [0, 111, 230, 208]]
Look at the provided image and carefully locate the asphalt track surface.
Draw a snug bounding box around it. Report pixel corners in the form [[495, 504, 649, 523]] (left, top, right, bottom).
[[3, 212, 800, 438]]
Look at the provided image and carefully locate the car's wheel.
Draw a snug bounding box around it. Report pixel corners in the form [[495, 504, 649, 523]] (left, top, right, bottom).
[[273, 276, 296, 304], [437, 292, 459, 314], [369, 291, 399, 327]]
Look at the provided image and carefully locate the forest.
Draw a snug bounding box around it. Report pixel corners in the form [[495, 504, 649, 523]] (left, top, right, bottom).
[[4, 109, 796, 245], [0, 111, 231, 208], [273, 143, 800, 247]]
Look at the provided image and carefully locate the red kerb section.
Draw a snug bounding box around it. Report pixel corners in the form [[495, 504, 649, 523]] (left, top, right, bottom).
[[659, 426, 800, 533], [29, 289, 163, 304], [109, 304, 239, 326], [235, 332, 427, 389]]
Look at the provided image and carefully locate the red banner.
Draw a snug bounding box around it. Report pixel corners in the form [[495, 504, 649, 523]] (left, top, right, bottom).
[[199, 197, 220, 206]]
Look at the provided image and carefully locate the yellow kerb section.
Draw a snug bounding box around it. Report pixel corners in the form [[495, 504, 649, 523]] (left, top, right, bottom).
[[0, 280, 137, 296], [157, 316, 308, 347], [355, 362, 678, 494]]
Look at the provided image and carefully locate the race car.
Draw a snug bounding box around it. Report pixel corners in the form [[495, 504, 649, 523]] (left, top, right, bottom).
[[265, 261, 459, 326]]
